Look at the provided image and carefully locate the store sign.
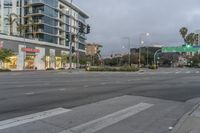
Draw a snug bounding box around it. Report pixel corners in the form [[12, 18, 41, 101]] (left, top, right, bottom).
[[22, 48, 40, 53]]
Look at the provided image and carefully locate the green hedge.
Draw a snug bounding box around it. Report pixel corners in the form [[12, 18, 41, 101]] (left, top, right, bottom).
[[46, 68, 55, 71], [0, 69, 11, 72], [148, 65, 158, 69], [86, 66, 139, 72]]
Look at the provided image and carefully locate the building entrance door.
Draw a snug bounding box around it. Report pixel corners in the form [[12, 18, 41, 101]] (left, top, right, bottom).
[[25, 55, 35, 69]]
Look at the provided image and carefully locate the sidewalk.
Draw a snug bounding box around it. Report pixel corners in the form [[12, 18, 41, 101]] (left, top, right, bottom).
[[172, 103, 200, 133]]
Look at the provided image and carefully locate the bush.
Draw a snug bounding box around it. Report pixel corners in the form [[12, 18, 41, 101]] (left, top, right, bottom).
[[86, 66, 139, 72], [0, 69, 11, 72], [46, 68, 55, 71], [148, 65, 158, 69], [57, 68, 65, 70]]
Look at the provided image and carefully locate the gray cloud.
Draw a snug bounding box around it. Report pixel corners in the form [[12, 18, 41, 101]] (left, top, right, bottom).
[[75, 0, 200, 56]]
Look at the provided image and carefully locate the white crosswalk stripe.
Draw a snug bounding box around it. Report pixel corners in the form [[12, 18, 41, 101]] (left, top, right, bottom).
[[60, 103, 153, 133], [0, 108, 71, 130]]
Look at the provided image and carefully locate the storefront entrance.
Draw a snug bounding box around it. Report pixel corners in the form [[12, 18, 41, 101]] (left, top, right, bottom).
[[25, 55, 35, 70]]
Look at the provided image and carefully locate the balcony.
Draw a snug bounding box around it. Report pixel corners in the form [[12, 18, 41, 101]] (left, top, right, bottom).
[[24, 10, 44, 17], [24, 0, 45, 6]]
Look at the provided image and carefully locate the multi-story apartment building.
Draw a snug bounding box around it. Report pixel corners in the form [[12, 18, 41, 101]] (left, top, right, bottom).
[[0, 0, 89, 70]]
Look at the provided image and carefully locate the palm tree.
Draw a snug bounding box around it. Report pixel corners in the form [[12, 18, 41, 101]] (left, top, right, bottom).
[[27, 17, 38, 39], [16, 23, 27, 37], [4, 13, 19, 36], [194, 34, 199, 45], [186, 33, 195, 45], [179, 27, 188, 43]]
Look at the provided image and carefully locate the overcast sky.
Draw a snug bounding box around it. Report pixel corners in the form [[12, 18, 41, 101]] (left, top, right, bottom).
[[75, 0, 200, 56]]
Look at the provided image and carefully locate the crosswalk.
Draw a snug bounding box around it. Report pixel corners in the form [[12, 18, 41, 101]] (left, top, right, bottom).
[[0, 95, 194, 133], [138, 69, 200, 75]]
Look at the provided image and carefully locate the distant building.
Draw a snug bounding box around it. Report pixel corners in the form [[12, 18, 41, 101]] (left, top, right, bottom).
[[86, 43, 102, 56], [130, 45, 162, 55]]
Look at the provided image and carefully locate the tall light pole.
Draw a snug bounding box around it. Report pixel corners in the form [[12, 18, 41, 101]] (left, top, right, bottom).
[[122, 37, 131, 66], [139, 33, 150, 68], [154, 49, 161, 66]]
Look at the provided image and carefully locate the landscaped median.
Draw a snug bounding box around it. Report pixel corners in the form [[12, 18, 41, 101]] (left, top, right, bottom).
[[86, 66, 140, 72]]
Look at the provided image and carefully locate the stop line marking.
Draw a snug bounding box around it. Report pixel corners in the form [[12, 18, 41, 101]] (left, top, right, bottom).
[[60, 103, 153, 133], [0, 108, 71, 130]]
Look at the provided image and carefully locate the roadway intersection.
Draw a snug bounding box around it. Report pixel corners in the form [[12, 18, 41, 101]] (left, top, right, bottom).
[[0, 68, 200, 133]]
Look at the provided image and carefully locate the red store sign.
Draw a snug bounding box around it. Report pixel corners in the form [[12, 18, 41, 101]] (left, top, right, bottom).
[[22, 48, 40, 53]]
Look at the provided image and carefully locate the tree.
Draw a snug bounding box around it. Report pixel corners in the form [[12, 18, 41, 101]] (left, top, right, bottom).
[[0, 48, 14, 68], [191, 54, 200, 66], [180, 27, 188, 43], [186, 33, 195, 45], [4, 13, 19, 36], [61, 54, 69, 66], [26, 17, 38, 39], [16, 23, 27, 37]]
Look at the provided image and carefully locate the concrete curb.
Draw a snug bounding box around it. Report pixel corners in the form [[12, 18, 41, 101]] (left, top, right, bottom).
[[171, 103, 200, 133]]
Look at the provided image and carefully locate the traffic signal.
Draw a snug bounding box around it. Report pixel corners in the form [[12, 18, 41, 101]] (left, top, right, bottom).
[[79, 22, 85, 33], [86, 25, 90, 34], [72, 46, 75, 53], [71, 34, 76, 42], [66, 34, 69, 42]]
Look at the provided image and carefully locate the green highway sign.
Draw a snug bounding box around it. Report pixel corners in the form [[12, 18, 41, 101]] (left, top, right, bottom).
[[162, 46, 200, 53]]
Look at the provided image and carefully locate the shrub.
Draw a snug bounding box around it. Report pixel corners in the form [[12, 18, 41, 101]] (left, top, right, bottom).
[[0, 69, 11, 72], [46, 68, 55, 71], [57, 68, 65, 70], [86, 66, 139, 72], [148, 65, 158, 69]]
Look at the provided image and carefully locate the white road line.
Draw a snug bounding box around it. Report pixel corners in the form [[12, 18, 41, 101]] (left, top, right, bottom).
[[186, 71, 191, 74], [196, 71, 199, 74], [24, 92, 35, 95], [0, 108, 71, 130], [175, 71, 180, 74], [59, 88, 66, 91], [60, 103, 153, 133]]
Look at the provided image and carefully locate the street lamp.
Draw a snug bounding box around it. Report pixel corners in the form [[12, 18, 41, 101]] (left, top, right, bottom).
[[154, 49, 161, 66], [138, 32, 150, 68], [122, 37, 131, 66]]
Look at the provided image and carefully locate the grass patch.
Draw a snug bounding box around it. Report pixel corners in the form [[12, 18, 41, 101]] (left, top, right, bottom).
[[86, 66, 139, 72]]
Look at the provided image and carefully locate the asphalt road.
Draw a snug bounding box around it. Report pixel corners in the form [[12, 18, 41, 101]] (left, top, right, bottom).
[[0, 68, 200, 121]]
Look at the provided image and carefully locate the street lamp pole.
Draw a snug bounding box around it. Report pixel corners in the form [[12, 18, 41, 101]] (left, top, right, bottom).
[[138, 33, 150, 68], [69, 0, 73, 72], [122, 37, 131, 66], [154, 49, 161, 66]]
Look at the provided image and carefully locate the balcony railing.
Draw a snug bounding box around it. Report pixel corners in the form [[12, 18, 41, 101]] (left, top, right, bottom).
[[24, 0, 44, 5]]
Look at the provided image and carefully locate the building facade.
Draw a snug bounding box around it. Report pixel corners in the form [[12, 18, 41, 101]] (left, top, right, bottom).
[[86, 43, 102, 56], [0, 0, 89, 70]]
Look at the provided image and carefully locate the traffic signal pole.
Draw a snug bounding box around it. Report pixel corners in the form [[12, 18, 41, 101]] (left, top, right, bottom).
[[69, 0, 73, 72]]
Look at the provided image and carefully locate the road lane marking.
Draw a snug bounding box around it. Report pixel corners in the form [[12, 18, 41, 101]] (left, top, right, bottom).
[[196, 71, 199, 74], [60, 103, 153, 133], [24, 92, 35, 95], [186, 71, 191, 74], [59, 88, 66, 91], [175, 71, 180, 74], [84, 85, 89, 88], [0, 108, 71, 130]]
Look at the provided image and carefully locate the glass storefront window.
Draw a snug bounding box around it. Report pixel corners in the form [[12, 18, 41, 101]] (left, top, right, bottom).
[[25, 55, 35, 69], [56, 57, 61, 69], [3, 56, 17, 69], [45, 56, 50, 68]]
